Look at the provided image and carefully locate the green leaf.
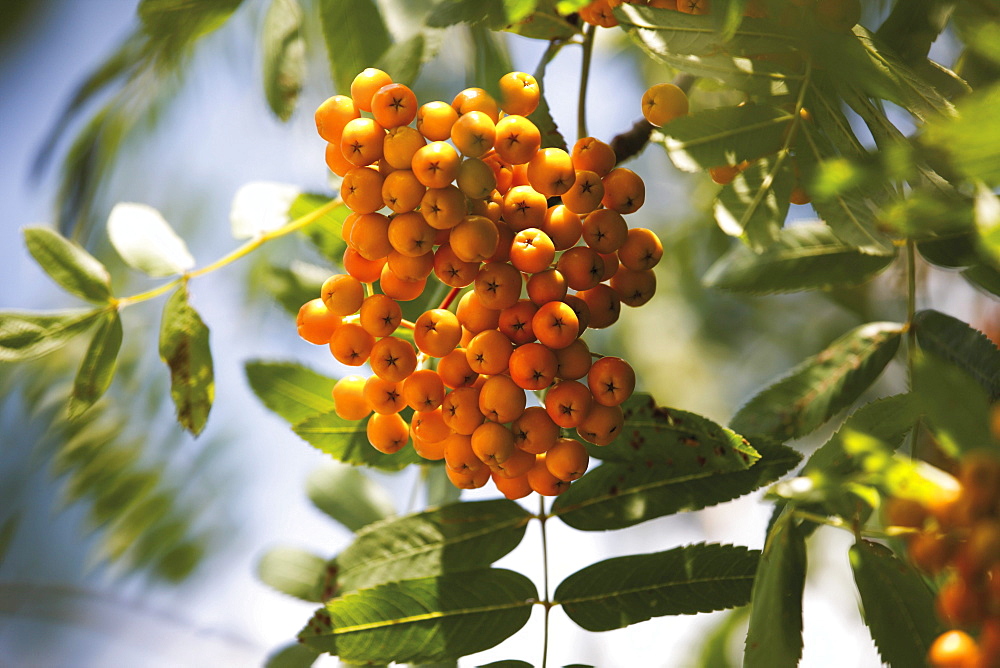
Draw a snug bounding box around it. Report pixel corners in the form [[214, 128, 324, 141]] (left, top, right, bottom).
[[294, 410, 422, 471], [528, 42, 567, 152], [300, 569, 536, 663], [375, 34, 426, 86], [694, 607, 748, 668], [913, 352, 992, 459], [24, 226, 113, 303], [319, 0, 391, 94], [257, 547, 329, 602], [849, 540, 945, 667], [244, 360, 336, 424], [705, 222, 895, 294], [264, 642, 319, 668], [306, 463, 396, 532], [159, 286, 214, 436], [106, 202, 196, 277], [914, 309, 1000, 402], [426, 0, 509, 30], [68, 309, 123, 419], [713, 153, 794, 250], [811, 188, 893, 256], [261, 0, 305, 121], [552, 440, 800, 531], [0, 309, 103, 362], [730, 322, 904, 442], [254, 260, 328, 315], [336, 499, 531, 594], [230, 182, 302, 239], [922, 83, 1000, 186], [582, 393, 759, 466], [477, 661, 532, 668], [469, 24, 512, 99], [505, 1, 579, 40], [555, 543, 759, 632], [657, 105, 791, 174], [138, 0, 244, 58], [291, 193, 348, 265], [743, 511, 807, 668]]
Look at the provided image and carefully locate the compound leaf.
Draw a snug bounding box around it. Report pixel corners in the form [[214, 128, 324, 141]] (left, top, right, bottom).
[[552, 440, 800, 531], [107, 202, 196, 277], [730, 322, 903, 441], [913, 352, 992, 458], [159, 286, 213, 436], [300, 569, 536, 664], [704, 222, 896, 294], [336, 499, 531, 594], [914, 309, 1000, 402], [294, 411, 422, 471], [24, 226, 112, 303], [713, 153, 794, 249], [555, 543, 759, 632], [744, 511, 807, 668], [257, 546, 329, 602], [245, 360, 336, 425], [849, 540, 944, 668], [68, 309, 123, 419], [657, 105, 792, 174], [306, 463, 396, 532], [0, 309, 103, 362], [319, 0, 390, 94], [261, 0, 305, 121]]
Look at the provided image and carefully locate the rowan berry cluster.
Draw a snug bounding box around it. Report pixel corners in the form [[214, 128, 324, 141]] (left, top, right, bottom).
[[886, 451, 1000, 667], [296, 67, 663, 498]]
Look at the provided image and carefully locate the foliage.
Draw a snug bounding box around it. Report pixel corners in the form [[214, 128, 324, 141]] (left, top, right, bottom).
[[7, 0, 1000, 665]]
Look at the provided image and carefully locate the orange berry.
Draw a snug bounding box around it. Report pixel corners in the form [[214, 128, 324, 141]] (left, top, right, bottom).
[[478, 373, 527, 424], [381, 169, 426, 213], [369, 336, 418, 383], [416, 100, 459, 141], [557, 246, 605, 291], [412, 431, 446, 461], [563, 294, 591, 335], [341, 166, 386, 214], [456, 157, 497, 201], [386, 248, 434, 282], [350, 68, 393, 112], [602, 167, 645, 214], [414, 308, 463, 358], [443, 435, 484, 474], [576, 284, 621, 329], [379, 263, 426, 301], [451, 111, 497, 158], [297, 298, 342, 344], [562, 169, 606, 214], [466, 329, 514, 376], [371, 82, 418, 129], [475, 261, 523, 311], [582, 208, 629, 254], [789, 185, 811, 205], [363, 374, 405, 415], [510, 228, 556, 274], [491, 468, 534, 499], [343, 247, 386, 283], [325, 140, 356, 177], [611, 265, 656, 307], [471, 421, 517, 466], [526, 268, 568, 306], [438, 348, 480, 389], [508, 342, 558, 391], [677, 0, 710, 14], [434, 244, 481, 288], [367, 411, 409, 453], [641, 83, 689, 127], [442, 386, 485, 435], [411, 407, 452, 444], [450, 215, 500, 263], [554, 338, 592, 380], [526, 148, 576, 197], [588, 356, 636, 406], [402, 369, 446, 412], [532, 301, 581, 350], [498, 300, 539, 346], [571, 137, 616, 177], [526, 453, 570, 496], [420, 185, 467, 230], [358, 294, 401, 337], [512, 406, 560, 454], [709, 164, 742, 185], [546, 437, 590, 481], [545, 380, 594, 428], [576, 402, 625, 445], [542, 205, 583, 251], [618, 227, 663, 271], [331, 375, 371, 420], [494, 115, 542, 165], [499, 71, 540, 117], [928, 630, 980, 668], [321, 274, 365, 316], [412, 141, 461, 189], [452, 87, 500, 123], [446, 465, 491, 489], [387, 211, 436, 257], [502, 185, 548, 232], [316, 94, 360, 142], [456, 290, 502, 333], [341, 117, 386, 167]]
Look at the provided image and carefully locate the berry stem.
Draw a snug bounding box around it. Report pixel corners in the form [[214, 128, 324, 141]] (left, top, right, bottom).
[[905, 238, 917, 386], [577, 23, 596, 141], [437, 286, 461, 311], [539, 494, 551, 668], [117, 197, 344, 307]]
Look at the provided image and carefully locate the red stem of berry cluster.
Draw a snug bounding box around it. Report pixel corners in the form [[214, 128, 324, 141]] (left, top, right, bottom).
[[437, 286, 461, 311]]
